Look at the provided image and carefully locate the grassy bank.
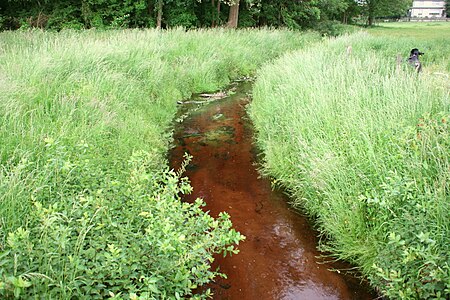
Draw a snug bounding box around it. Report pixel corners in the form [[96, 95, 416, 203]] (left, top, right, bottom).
[[0, 28, 320, 298], [249, 31, 449, 299]]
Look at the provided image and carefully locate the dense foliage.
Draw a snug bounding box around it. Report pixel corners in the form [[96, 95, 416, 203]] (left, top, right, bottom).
[[0, 0, 412, 31], [0, 28, 320, 298], [1, 149, 242, 299], [249, 28, 450, 299], [357, 0, 413, 25]]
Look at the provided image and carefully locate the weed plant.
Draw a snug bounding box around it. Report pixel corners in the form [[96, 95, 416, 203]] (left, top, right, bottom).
[[249, 32, 449, 299], [0, 28, 320, 298]]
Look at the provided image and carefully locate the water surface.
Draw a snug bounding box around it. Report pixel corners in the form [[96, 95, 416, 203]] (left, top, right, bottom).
[[170, 81, 374, 299]]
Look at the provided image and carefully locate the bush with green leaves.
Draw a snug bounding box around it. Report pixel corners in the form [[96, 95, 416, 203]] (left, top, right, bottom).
[[1, 143, 243, 299], [315, 20, 357, 37], [249, 32, 450, 299]]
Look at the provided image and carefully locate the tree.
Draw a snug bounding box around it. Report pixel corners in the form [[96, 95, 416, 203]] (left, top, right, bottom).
[[156, 0, 163, 28], [318, 0, 359, 23], [224, 0, 261, 28], [318, 0, 349, 20], [156, 0, 200, 29], [1, 0, 415, 30], [357, 0, 412, 25], [227, 0, 239, 27], [218, 0, 239, 28], [255, 0, 321, 29], [445, 0, 450, 17], [211, 0, 221, 27]]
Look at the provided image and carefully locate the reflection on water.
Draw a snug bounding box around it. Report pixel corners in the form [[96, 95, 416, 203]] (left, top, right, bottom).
[[278, 280, 340, 300], [170, 81, 375, 300]]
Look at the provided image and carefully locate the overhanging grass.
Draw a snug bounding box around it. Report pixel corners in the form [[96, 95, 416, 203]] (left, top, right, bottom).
[[249, 32, 449, 299], [0, 28, 320, 298]]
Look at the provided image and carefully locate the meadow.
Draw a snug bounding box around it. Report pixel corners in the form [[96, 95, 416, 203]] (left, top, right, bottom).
[[249, 25, 450, 299], [367, 21, 450, 40], [0, 28, 320, 298]]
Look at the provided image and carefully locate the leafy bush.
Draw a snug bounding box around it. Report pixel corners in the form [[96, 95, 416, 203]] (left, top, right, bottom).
[[362, 113, 450, 299], [315, 20, 358, 36], [0, 143, 243, 299], [165, 7, 198, 28]]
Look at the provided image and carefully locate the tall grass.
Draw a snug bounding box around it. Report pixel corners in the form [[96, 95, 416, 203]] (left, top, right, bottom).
[[0, 28, 320, 298], [249, 32, 449, 299]]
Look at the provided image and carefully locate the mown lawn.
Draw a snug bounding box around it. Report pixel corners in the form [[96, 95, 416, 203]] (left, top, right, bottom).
[[368, 21, 450, 40]]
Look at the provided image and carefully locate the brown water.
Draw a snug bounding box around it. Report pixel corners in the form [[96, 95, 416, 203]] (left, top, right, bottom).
[[170, 81, 375, 300]]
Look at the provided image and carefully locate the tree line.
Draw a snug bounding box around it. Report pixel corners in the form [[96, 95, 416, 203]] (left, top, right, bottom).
[[0, 0, 417, 31]]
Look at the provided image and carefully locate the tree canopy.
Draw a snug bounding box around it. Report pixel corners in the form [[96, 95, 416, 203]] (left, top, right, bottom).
[[0, 0, 414, 30], [357, 0, 412, 25]]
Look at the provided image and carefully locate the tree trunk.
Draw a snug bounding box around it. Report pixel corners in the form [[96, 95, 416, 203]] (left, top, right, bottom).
[[81, 0, 91, 28], [217, 0, 221, 25], [342, 12, 347, 24], [156, 0, 163, 29], [227, 0, 239, 28], [367, 0, 375, 26], [212, 0, 216, 27], [368, 14, 374, 26]]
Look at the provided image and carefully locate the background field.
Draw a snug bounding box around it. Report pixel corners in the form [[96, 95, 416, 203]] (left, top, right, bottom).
[[249, 24, 449, 299], [368, 22, 450, 72], [367, 21, 450, 40]]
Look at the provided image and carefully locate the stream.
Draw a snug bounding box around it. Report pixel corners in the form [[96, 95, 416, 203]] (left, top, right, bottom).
[[169, 81, 375, 299]]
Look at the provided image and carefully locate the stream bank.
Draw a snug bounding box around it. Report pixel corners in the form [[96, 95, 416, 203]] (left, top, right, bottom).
[[170, 81, 375, 299]]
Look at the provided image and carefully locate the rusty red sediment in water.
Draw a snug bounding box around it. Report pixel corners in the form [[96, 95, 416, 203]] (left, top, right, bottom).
[[170, 82, 376, 300]]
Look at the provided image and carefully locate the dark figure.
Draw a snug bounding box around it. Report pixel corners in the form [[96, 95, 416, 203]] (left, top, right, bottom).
[[407, 48, 424, 73]]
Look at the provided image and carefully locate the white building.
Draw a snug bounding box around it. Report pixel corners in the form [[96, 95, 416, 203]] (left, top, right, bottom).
[[410, 0, 446, 18]]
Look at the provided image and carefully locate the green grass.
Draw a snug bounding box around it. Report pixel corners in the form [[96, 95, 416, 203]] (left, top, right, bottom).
[[0, 28, 321, 299], [367, 22, 450, 73], [249, 31, 449, 299], [367, 21, 450, 40]]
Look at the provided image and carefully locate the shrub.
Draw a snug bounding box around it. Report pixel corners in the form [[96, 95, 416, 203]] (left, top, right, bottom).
[[315, 20, 357, 36], [0, 144, 243, 299]]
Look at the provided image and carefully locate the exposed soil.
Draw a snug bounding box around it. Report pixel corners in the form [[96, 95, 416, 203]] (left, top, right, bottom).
[[170, 81, 376, 300]]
